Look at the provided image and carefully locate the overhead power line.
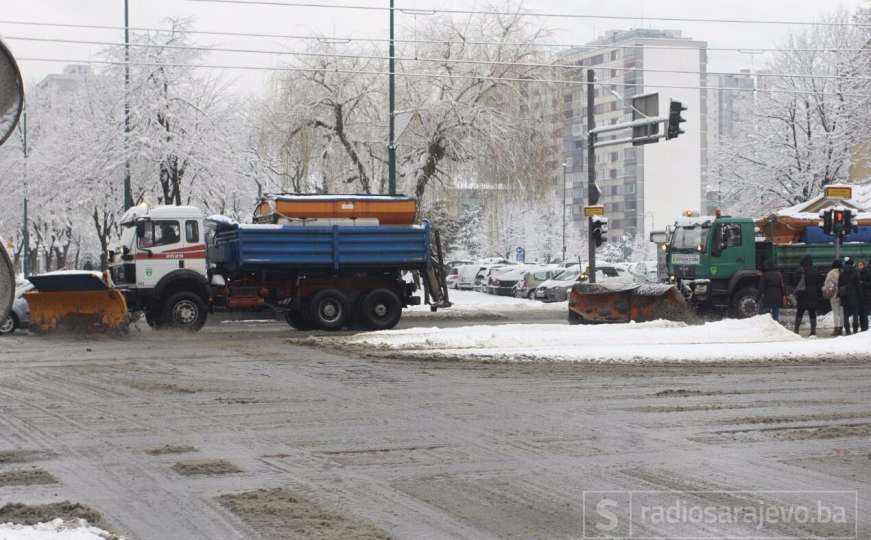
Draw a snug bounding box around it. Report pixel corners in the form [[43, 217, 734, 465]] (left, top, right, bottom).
[[1, 19, 868, 54], [17, 56, 871, 99], [186, 0, 871, 28], [7, 35, 871, 82]]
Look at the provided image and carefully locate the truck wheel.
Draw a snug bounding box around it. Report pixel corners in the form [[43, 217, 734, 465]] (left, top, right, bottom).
[[0, 314, 16, 335], [162, 292, 207, 331], [731, 287, 760, 319], [310, 289, 350, 331], [145, 312, 163, 330], [359, 289, 402, 330], [285, 311, 315, 331]]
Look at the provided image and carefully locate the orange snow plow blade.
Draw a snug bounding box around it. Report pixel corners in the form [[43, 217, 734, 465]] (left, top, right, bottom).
[[568, 282, 692, 324], [25, 272, 129, 332]]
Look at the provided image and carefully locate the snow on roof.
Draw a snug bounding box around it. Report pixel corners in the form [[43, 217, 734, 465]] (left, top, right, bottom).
[[775, 182, 871, 216]]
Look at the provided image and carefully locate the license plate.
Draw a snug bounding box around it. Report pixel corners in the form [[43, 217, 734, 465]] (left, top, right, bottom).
[[671, 253, 700, 265]]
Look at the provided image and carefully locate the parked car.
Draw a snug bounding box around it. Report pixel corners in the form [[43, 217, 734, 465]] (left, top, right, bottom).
[[475, 264, 513, 292], [456, 264, 484, 290], [511, 267, 561, 299], [535, 266, 634, 302], [486, 266, 538, 296], [0, 281, 33, 335], [446, 266, 461, 289], [534, 268, 581, 302]]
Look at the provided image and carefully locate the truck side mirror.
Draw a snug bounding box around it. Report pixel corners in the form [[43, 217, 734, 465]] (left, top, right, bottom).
[[136, 222, 145, 238]]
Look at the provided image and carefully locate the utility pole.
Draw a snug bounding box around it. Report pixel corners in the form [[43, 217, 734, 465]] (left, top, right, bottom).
[[586, 69, 597, 284], [21, 110, 29, 277], [561, 162, 567, 263], [387, 0, 397, 195], [123, 0, 133, 210]]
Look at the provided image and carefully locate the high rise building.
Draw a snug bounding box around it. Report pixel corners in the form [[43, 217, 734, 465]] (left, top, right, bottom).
[[547, 29, 708, 244]]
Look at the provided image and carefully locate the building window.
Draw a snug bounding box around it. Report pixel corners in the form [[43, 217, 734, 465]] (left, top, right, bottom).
[[610, 50, 618, 61], [589, 54, 604, 66], [609, 169, 618, 179], [610, 152, 619, 162], [625, 183, 636, 194], [611, 69, 618, 78], [610, 186, 619, 195]]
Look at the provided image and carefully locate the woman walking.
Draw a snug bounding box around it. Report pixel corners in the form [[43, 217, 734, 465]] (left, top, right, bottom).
[[824, 260, 843, 336], [793, 255, 820, 336]]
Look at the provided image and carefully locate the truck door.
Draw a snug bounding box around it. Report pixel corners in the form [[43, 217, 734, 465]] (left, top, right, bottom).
[[137, 220, 207, 289], [709, 221, 751, 281]]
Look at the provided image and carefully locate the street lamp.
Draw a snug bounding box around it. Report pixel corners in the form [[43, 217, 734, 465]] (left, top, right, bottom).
[[562, 162, 567, 263]]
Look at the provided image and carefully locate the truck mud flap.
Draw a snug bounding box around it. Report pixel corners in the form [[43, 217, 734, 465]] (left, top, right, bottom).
[[568, 283, 693, 324]]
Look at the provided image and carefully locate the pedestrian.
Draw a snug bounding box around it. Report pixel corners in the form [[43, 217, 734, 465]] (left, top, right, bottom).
[[839, 258, 863, 335], [859, 260, 871, 332], [793, 255, 820, 336], [759, 259, 785, 322], [823, 260, 843, 336]]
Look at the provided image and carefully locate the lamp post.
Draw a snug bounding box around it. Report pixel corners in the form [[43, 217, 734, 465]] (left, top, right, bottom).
[[562, 162, 567, 263], [387, 0, 396, 195], [21, 110, 29, 277], [123, 0, 133, 210]]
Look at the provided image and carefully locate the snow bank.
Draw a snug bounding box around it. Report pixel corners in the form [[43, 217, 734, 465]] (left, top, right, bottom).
[[0, 519, 116, 539], [340, 316, 870, 363]]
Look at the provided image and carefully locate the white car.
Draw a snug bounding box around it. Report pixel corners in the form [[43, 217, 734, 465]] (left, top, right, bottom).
[[456, 264, 484, 290]]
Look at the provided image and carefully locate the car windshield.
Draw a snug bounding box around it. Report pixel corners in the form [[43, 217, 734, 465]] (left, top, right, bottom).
[[559, 270, 580, 282], [671, 225, 710, 251]]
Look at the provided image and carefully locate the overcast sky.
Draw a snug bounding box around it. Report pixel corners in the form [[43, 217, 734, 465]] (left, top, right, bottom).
[[2, 0, 867, 95]]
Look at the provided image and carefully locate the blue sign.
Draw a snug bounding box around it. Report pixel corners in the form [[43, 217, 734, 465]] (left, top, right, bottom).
[[516, 246, 525, 262]]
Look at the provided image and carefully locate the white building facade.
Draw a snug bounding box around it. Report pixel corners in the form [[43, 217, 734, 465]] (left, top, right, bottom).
[[549, 29, 708, 245]]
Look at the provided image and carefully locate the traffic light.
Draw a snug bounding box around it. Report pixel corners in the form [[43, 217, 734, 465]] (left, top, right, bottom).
[[833, 209, 846, 237], [666, 99, 687, 140], [821, 209, 834, 235], [592, 217, 608, 247]]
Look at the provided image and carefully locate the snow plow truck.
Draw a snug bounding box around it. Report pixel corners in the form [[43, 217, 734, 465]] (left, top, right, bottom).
[[23, 194, 451, 332]]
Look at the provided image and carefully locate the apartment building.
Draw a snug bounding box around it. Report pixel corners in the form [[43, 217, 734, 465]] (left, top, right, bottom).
[[547, 29, 708, 243]]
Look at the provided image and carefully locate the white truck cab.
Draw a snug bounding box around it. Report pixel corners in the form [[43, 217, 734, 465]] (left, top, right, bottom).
[[109, 205, 213, 330]]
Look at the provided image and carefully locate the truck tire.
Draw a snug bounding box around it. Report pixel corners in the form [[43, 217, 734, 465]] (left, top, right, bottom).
[[731, 287, 761, 319], [359, 288, 402, 330], [0, 313, 16, 335], [285, 310, 315, 331], [309, 289, 350, 331], [145, 312, 163, 330], [162, 292, 207, 331]]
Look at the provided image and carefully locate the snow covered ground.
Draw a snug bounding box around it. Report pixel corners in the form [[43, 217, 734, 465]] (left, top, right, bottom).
[[0, 519, 116, 540], [336, 315, 871, 363], [406, 289, 565, 319]]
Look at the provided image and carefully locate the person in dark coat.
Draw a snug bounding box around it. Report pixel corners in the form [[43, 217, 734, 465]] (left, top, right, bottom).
[[793, 255, 820, 336], [839, 258, 863, 335], [759, 260, 785, 322], [859, 260, 871, 332]]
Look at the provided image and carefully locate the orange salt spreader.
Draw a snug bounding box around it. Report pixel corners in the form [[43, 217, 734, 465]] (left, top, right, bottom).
[[253, 194, 418, 225]]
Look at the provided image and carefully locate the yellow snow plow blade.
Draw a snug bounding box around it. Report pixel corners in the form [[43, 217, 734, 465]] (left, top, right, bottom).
[[568, 282, 693, 324], [25, 272, 129, 332]]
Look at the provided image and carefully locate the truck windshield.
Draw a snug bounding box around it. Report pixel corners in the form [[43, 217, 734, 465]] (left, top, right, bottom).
[[671, 225, 710, 251]]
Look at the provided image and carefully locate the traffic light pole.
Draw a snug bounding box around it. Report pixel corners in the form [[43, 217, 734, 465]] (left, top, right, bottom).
[[586, 69, 597, 284]]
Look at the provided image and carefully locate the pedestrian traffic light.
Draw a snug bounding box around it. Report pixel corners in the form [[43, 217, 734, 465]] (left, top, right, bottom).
[[592, 217, 608, 247], [666, 99, 687, 140], [833, 209, 846, 236]]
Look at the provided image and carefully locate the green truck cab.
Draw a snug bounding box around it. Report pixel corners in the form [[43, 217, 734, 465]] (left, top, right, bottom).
[[667, 215, 871, 317]]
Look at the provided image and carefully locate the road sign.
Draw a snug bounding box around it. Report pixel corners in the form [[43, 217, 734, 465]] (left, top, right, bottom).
[[583, 205, 605, 217], [824, 185, 853, 200], [631, 93, 659, 146], [515, 246, 525, 263]]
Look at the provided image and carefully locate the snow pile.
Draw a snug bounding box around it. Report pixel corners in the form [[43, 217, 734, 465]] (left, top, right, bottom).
[[0, 519, 117, 539], [340, 316, 871, 363], [406, 289, 565, 318]]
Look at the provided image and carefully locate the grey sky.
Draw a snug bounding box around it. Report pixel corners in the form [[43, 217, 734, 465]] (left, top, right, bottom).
[[2, 0, 867, 94]]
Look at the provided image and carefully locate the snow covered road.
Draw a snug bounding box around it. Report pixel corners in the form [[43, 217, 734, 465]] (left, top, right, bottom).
[[331, 316, 870, 362]]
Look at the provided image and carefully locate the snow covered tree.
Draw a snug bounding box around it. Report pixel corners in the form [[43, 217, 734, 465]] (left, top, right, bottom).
[[712, 8, 871, 214]]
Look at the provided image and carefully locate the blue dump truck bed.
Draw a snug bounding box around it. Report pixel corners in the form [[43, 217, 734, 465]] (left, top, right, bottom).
[[210, 222, 432, 273]]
